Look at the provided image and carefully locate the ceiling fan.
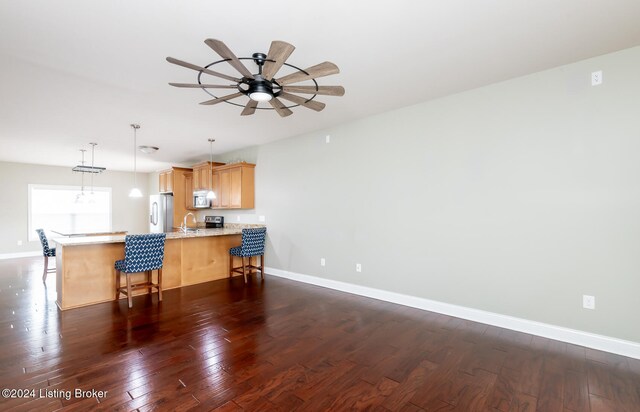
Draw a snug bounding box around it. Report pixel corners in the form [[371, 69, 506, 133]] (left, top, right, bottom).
[[166, 39, 344, 117]]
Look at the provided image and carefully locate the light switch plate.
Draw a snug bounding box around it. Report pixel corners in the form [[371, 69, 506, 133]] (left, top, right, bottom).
[[258, 215, 265, 222]]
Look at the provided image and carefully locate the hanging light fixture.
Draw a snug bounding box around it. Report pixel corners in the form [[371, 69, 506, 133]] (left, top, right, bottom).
[[75, 149, 87, 203], [88, 142, 97, 203], [129, 124, 142, 198], [206, 138, 216, 200]]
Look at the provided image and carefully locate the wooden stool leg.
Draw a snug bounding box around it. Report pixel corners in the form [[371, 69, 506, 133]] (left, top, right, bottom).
[[115, 270, 120, 300], [157, 268, 163, 302], [260, 254, 265, 280], [42, 256, 48, 283], [126, 274, 133, 308], [229, 255, 233, 278], [242, 257, 247, 284]]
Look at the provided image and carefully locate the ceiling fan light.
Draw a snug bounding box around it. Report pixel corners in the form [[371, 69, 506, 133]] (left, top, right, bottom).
[[249, 91, 272, 102], [129, 187, 142, 198]]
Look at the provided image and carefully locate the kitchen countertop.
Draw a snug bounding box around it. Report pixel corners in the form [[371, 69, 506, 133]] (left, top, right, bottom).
[[52, 224, 265, 247], [51, 230, 128, 237]]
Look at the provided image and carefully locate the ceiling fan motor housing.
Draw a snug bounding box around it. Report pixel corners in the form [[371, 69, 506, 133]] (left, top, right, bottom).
[[244, 74, 278, 102]]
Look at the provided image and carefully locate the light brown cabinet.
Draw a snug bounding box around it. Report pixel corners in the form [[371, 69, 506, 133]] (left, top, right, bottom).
[[157, 162, 254, 213], [157, 167, 192, 227], [191, 162, 225, 192], [212, 162, 255, 209], [159, 170, 173, 193], [184, 172, 195, 210]]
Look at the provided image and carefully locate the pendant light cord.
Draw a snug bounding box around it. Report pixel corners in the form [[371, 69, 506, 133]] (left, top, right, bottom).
[[80, 149, 86, 194], [90, 142, 97, 194], [131, 124, 140, 188], [209, 138, 215, 191], [133, 127, 137, 187]]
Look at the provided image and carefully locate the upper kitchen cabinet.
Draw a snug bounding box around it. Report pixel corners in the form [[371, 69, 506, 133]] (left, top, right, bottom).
[[159, 167, 192, 194], [212, 162, 255, 209], [185, 172, 195, 210], [192, 161, 225, 192], [159, 170, 173, 193], [158, 167, 192, 227]]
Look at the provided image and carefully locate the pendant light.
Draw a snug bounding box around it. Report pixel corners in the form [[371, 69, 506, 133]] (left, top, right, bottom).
[[129, 124, 142, 198], [206, 138, 217, 200], [75, 149, 87, 203], [88, 142, 97, 203]]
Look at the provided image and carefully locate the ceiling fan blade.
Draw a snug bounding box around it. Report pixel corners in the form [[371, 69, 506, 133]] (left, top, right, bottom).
[[262, 40, 296, 81], [204, 39, 254, 79], [199, 92, 243, 105], [241, 100, 258, 116], [269, 98, 293, 117], [166, 57, 240, 83], [275, 62, 339, 86], [278, 92, 326, 112], [169, 83, 237, 89], [282, 85, 345, 96]]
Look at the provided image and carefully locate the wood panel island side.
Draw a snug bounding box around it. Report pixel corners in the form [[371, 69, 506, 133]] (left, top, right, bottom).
[[52, 225, 264, 310]]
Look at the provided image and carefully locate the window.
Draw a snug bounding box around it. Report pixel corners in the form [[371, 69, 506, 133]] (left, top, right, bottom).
[[28, 184, 112, 241]]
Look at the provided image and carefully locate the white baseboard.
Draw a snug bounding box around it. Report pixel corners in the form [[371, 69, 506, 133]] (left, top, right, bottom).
[[0, 251, 41, 260], [265, 266, 640, 360]]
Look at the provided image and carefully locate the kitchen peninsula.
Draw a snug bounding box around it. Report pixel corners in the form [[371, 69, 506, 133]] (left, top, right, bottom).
[[52, 224, 265, 310]]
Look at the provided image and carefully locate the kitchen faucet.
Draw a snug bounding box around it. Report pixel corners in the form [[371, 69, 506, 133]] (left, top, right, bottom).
[[180, 212, 197, 233]]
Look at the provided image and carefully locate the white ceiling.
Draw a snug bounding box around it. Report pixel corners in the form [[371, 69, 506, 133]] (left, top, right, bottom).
[[1, 0, 639, 172]]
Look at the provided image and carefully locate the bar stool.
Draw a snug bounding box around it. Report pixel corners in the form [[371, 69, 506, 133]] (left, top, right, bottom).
[[229, 227, 267, 283], [35, 229, 56, 283], [115, 233, 166, 308]]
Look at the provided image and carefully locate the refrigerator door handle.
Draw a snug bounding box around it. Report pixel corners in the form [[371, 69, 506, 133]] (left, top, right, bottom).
[[151, 202, 158, 225]]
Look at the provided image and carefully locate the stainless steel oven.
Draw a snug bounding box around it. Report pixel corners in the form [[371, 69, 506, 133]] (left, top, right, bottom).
[[193, 190, 211, 208]]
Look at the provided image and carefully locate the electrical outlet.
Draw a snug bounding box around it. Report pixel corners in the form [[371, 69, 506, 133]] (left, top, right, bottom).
[[326, 135, 331, 143], [356, 263, 362, 272], [236, 215, 241, 222], [583, 295, 595, 310], [591, 70, 603, 86], [258, 215, 265, 222], [16, 240, 22, 246], [320, 258, 325, 267]]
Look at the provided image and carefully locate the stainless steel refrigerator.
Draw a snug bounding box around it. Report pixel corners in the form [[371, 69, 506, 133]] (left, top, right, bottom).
[[149, 194, 174, 233]]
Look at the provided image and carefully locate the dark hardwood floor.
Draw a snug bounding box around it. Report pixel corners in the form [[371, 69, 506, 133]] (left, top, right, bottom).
[[0, 257, 639, 411]]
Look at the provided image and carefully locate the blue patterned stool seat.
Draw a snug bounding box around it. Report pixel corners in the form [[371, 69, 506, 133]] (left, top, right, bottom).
[[229, 227, 267, 283], [115, 233, 166, 308], [115, 259, 126, 271], [35, 229, 56, 282]]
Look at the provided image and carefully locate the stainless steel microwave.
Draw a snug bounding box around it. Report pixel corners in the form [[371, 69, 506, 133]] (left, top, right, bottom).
[[193, 191, 211, 208]]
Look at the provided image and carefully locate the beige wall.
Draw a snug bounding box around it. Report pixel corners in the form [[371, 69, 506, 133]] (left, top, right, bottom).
[[0, 161, 150, 255], [203, 46, 640, 343]]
